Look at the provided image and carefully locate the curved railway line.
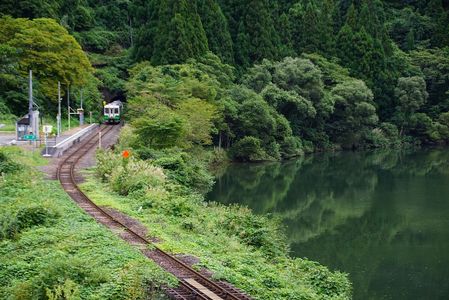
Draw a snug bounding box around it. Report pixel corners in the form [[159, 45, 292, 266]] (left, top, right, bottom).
[[57, 124, 252, 300]]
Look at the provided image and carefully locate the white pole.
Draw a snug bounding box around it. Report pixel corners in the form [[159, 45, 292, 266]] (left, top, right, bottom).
[[80, 89, 83, 109], [67, 85, 70, 131], [99, 131, 102, 149], [57, 81, 61, 137], [43, 132, 50, 157], [29, 70, 33, 136]]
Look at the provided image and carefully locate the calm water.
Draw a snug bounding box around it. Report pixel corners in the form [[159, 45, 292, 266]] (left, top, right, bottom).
[[206, 149, 449, 300]]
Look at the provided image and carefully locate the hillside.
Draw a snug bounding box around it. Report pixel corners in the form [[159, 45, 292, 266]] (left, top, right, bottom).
[[1, 0, 448, 158]]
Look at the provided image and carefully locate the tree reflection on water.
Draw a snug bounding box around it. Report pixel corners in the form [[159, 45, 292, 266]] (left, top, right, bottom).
[[207, 149, 449, 300]]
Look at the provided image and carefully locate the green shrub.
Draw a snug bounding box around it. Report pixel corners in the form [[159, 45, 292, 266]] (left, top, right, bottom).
[[96, 150, 117, 181], [264, 140, 281, 160], [231, 136, 270, 162], [0, 151, 22, 174], [46, 279, 80, 300], [110, 159, 166, 196], [222, 207, 288, 258], [1, 205, 58, 240], [74, 28, 118, 52], [280, 136, 303, 158], [151, 149, 214, 193]]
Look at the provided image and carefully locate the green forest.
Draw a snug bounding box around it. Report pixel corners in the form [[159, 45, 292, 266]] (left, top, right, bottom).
[[1, 1, 449, 299], [1, 0, 449, 160]]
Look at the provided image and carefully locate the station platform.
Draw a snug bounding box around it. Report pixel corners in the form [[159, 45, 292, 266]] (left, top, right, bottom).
[[0, 124, 99, 157], [41, 124, 99, 157]]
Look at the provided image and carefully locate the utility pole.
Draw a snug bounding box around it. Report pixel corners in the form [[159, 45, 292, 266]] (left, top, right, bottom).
[[57, 81, 61, 137], [79, 89, 84, 126], [28, 70, 33, 135], [67, 85, 70, 131], [80, 89, 83, 109]]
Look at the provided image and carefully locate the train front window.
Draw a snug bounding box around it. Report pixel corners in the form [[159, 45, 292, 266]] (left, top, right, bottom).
[[104, 108, 109, 114], [114, 108, 119, 114]]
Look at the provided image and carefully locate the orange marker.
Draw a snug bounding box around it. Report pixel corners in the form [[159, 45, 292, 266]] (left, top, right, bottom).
[[122, 150, 130, 159]]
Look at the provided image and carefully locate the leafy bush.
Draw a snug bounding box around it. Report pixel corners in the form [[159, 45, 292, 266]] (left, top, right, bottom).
[[96, 150, 117, 181], [74, 28, 119, 52], [231, 136, 271, 162], [0, 101, 12, 115], [109, 158, 166, 196], [1, 205, 59, 240], [0, 151, 21, 174], [364, 123, 401, 148], [280, 136, 303, 158], [222, 207, 288, 258], [152, 149, 214, 193]]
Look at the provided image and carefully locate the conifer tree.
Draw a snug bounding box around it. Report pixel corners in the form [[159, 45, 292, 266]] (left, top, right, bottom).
[[289, 0, 336, 57], [197, 0, 234, 64], [321, 0, 337, 55], [277, 12, 295, 57], [220, 0, 280, 67], [134, 0, 208, 64], [345, 3, 358, 30], [336, 23, 355, 67], [426, 0, 449, 47]]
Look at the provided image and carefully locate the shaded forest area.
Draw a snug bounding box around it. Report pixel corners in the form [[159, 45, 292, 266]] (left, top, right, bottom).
[[1, 0, 449, 159]]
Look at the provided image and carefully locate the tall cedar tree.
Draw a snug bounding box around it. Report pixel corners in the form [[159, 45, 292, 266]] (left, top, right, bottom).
[[197, 0, 234, 64], [289, 0, 336, 56], [134, 0, 208, 64], [219, 0, 281, 68]]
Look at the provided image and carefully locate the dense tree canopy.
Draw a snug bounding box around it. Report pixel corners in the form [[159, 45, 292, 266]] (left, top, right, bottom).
[[1, 0, 449, 157], [0, 16, 97, 115]]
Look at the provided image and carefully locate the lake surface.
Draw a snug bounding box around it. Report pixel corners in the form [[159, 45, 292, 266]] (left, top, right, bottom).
[[206, 149, 449, 300]]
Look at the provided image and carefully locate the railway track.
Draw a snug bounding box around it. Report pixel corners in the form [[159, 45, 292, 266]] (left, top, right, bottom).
[[57, 124, 252, 300]]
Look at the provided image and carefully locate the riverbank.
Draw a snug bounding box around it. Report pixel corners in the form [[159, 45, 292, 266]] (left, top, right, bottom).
[[206, 148, 449, 299], [81, 148, 352, 299], [0, 147, 174, 299]]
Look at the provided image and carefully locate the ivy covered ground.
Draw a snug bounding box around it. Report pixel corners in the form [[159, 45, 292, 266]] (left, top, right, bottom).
[[0, 147, 175, 299]]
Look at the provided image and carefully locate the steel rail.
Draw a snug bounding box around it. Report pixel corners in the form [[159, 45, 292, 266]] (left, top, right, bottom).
[[56, 124, 250, 300]]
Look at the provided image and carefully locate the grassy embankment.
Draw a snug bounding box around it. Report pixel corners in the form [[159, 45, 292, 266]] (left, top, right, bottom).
[[79, 138, 352, 299], [0, 147, 175, 299]]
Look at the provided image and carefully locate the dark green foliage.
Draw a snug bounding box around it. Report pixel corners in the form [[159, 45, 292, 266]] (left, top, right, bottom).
[[0, 151, 21, 174], [409, 48, 449, 116], [219, 0, 281, 68], [1, 0, 449, 150], [197, 0, 234, 63], [222, 211, 288, 257], [328, 79, 378, 148], [231, 136, 270, 162], [151, 149, 215, 193], [0, 0, 61, 19], [224, 86, 302, 161], [95, 66, 126, 94], [289, 0, 336, 56], [133, 0, 209, 64]]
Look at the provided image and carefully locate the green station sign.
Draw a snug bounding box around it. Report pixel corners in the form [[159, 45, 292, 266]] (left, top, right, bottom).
[[23, 134, 37, 141]]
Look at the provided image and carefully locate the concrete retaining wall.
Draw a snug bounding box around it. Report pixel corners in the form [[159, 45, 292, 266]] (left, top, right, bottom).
[[42, 124, 98, 157]]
